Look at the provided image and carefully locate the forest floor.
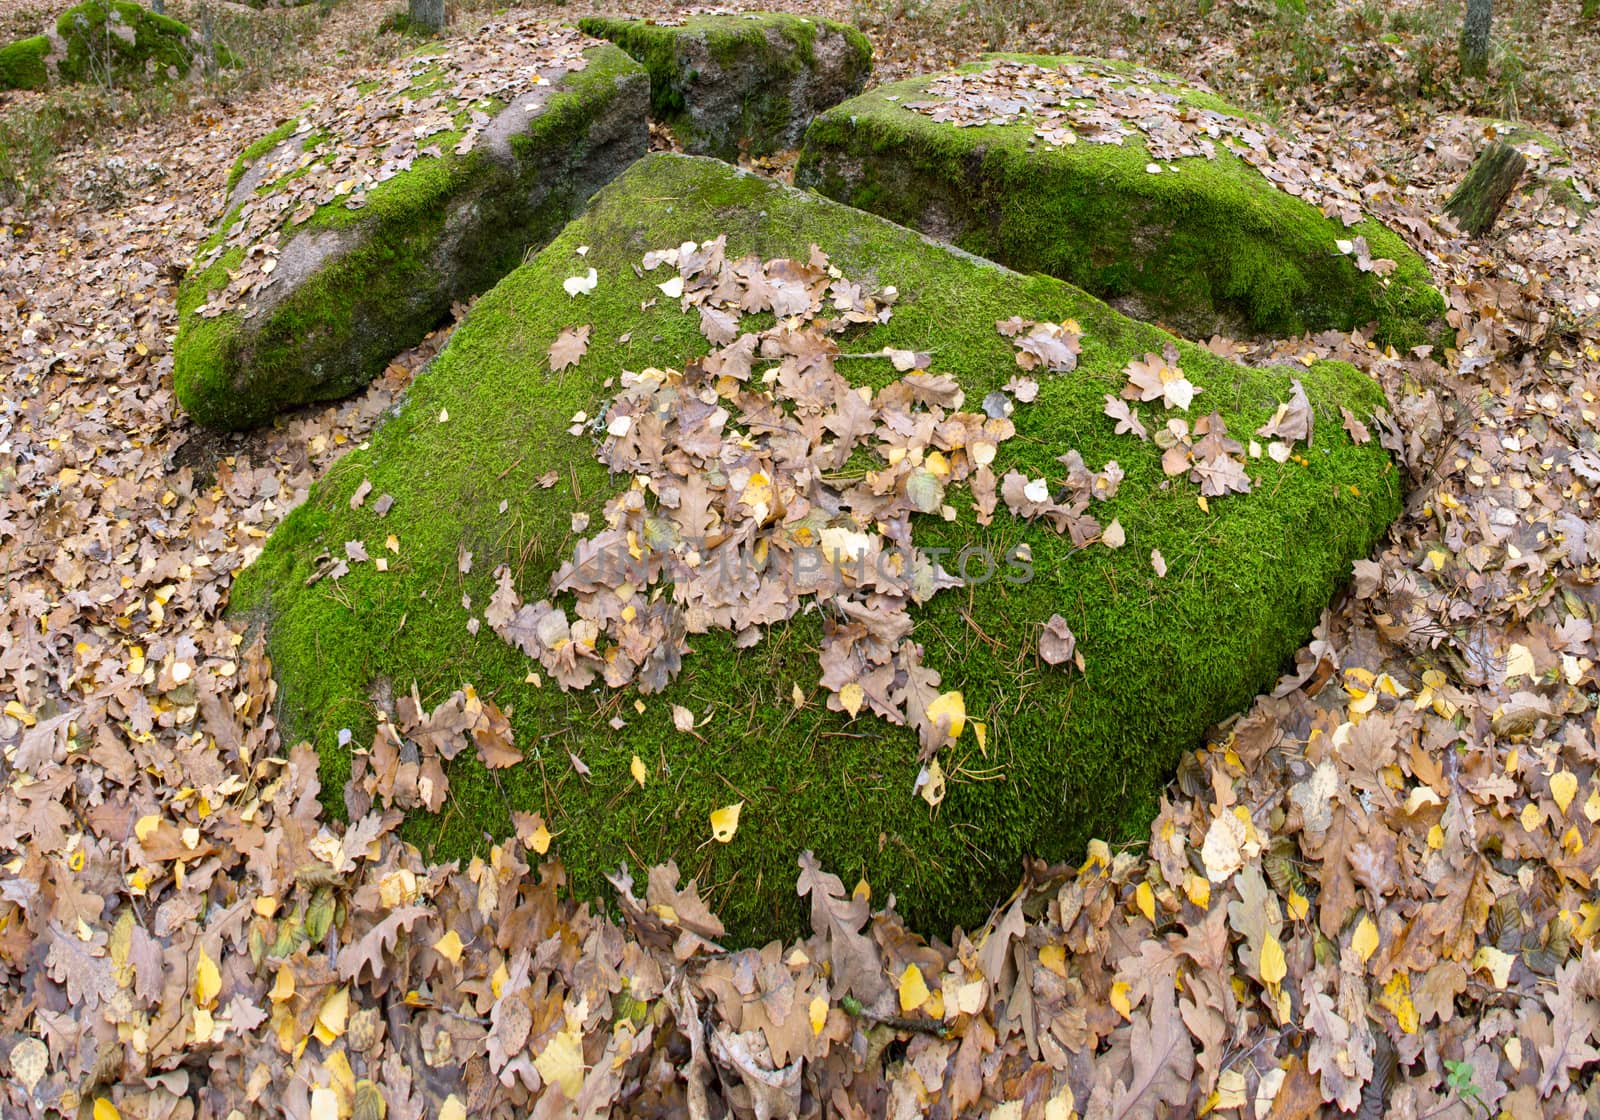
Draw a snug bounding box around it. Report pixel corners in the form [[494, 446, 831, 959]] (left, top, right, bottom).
[[2, 0, 1600, 1117]]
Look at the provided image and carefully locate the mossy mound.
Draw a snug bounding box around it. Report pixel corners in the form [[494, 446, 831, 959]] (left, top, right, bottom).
[[233, 153, 1401, 942], [796, 54, 1445, 348], [577, 12, 871, 160], [0, 0, 201, 90], [0, 34, 47, 90], [173, 24, 647, 429]]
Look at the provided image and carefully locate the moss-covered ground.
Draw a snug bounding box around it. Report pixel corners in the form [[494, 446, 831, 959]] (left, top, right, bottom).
[[578, 12, 871, 160], [796, 54, 1445, 349], [233, 153, 1401, 943], [173, 43, 644, 429]]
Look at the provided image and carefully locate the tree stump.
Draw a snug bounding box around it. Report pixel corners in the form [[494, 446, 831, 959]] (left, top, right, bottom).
[[1444, 141, 1526, 236]]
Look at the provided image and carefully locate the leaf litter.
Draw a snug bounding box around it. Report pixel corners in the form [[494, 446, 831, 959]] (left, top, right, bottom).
[[0, 3, 1599, 1116]]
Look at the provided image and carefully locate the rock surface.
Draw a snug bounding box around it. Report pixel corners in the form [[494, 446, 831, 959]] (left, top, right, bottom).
[[0, 0, 202, 91], [578, 12, 871, 160], [173, 19, 648, 429], [233, 153, 1400, 940], [797, 54, 1446, 347]]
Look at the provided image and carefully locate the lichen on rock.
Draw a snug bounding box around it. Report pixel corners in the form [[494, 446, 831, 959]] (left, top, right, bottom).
[[578, 11, 871, 161], [796, 54, 1446, 348], [172, 17, 649, 429], [233, 153, 1401, 942]]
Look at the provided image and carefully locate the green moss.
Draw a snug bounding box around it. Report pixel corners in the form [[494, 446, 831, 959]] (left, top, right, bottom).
[[226, 118, 299, 194], [233, 153, 1401, 944], [0, 35, 48, 90], [54, 0, 197, 85], [796, 55, 1445, 349], [578, 13, 871, 160], [173, 43, 645, 429]]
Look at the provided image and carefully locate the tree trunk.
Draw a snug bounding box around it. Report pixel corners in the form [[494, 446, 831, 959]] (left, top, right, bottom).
[[408, 0, 445, 34], [1444, 141, 1526, 236], [1459, 0, 1492, 77]]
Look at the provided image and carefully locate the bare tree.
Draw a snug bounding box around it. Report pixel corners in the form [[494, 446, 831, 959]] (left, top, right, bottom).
[[1459, 0, 1492, 77], [409, 0, 445, 34]]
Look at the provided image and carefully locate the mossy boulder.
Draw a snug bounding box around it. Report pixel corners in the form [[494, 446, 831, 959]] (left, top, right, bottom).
[[796, 54, 1445, 348], [173, 24, 648, 429], [232, 153, 1401, 942], [0, 0, 202, 90], [577, 12, 871, 161], [0, 34, 47, 89]]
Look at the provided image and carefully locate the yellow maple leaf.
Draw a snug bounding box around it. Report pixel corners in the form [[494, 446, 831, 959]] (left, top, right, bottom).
[[710, 802, 743, 843], [534, 1025, 586, 1098]]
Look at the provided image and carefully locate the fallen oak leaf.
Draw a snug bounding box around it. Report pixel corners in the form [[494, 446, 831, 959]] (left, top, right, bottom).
[[548, 324, 590, 372]]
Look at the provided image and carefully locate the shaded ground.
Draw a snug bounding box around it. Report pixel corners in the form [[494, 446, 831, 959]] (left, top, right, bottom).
[[1, 1, 1598, 1117]]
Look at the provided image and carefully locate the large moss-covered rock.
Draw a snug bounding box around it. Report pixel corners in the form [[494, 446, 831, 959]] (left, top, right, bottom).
[[0, 35, 47, 89], [797, 55, 1445, 347], [577, 12, 871, 160], [0, 0, 201, 90], [173, 20, 648, 429], [233, 153, 1400, 941]]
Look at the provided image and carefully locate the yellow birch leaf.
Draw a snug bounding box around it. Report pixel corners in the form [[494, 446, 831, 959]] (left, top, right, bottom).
[[630, 754, 647, 787], [1038, 942, 1067, 977], [314, 986, 349, 1044], [433, 930, 463, 963], [1352, 915, 1380, 963], [1110, 980, 1133, 1021], [926, 691, 966, 741], [94, 1100, 121, 1120], [439, 1098, 467, 1120], [1287, 887, 1310, 922], [710, 802, 743, 843], [1551, 770, 1578, 815], [838, 682, 864, 718], [1471, 945, 1515, 989], [531, 819, 552, 855], [1378, 971, 1419, 1033], [809, 995, 828, 1036], [194, 946, 221, 1009], [1134, 881, 1156, 923], [1585, 785, 1600, 823], [269, 965, 295, 1004], [899, 964, 930, 1013], [1521, 802, 1543, 832], [1259, 932, 1287, 986]]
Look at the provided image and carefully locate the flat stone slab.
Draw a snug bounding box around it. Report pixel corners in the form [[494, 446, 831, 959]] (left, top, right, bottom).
[[1, 0, 202, 90], [797, 54, 1445, 347], [172, 18, 648, 429], [234, 153, 1399, 940], [577, 12, 870, 160]]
